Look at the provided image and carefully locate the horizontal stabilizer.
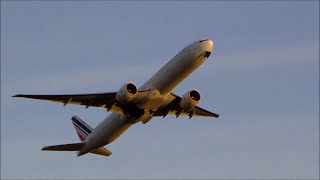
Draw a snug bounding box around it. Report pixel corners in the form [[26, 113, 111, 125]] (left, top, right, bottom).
[[91, 147, 112, 156], [42, 143, 84, 151]]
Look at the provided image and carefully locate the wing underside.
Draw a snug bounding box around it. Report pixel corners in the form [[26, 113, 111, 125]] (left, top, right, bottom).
[[13, 91, 219, 118], [13, 91, 149, 114], [13, 93, 116, 108], [153, 93, 219, 118]]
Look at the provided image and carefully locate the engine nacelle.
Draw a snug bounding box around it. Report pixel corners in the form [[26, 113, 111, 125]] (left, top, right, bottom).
[[116, 82, 138, 104], [179, 89, 201, 110]]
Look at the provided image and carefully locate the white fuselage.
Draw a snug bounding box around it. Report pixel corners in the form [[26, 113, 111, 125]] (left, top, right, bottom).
[[78, 40, 213, 156]]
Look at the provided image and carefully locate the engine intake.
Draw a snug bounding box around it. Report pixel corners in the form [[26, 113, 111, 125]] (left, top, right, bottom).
[[179, 89, 201, 110], [116, 82, 138, 104]]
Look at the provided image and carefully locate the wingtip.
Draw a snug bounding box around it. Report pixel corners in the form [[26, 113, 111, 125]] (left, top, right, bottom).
[[211, 113, 220, 118], [42, 146, 49, 150], [12, 94, 22, 97]]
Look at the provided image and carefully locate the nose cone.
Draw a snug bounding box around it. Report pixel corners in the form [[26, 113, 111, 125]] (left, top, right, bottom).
[[204, 40, 213, 51], [208, 40, 213, 49], [199, 39, 213, 52]]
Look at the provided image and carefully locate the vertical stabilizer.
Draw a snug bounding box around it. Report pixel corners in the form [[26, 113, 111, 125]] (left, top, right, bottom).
[[68, 115, 113, 157], [71, 115, 93, 141]]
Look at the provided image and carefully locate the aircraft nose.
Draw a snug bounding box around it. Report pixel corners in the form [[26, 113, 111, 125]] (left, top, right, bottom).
[[199, 39, 213, 51], [198, 40, 213, 59], [205, 40, 213, 51], [208, 40, 213, 48]]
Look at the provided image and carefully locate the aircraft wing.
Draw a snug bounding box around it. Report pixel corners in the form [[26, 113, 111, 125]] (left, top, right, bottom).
[[153, 93, 219, 118], [13, 91, 219, 118], [13, 91, 150, 114]]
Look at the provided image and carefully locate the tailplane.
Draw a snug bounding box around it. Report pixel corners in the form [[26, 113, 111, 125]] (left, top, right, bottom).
[[42, 143, 84, 151], [90, 147, 112, 156], [41, 115, 112, 157]]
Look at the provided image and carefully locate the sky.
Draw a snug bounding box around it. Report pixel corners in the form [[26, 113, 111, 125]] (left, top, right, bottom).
[[1, 1, 319, 179]]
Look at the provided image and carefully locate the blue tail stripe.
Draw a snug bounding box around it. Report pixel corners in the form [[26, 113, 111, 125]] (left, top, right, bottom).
[[72, 117, 92, 134], [72, 122, 89, 137]]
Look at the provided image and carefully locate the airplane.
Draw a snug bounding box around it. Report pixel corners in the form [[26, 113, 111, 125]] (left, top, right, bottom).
[[13, 39, 219, 157]]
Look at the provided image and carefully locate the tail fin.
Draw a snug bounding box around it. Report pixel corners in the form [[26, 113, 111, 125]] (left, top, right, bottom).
[[71, 115, 93, 142]]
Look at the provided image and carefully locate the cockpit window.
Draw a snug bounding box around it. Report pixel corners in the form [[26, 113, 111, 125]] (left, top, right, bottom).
[[199, 39, 208, 43]]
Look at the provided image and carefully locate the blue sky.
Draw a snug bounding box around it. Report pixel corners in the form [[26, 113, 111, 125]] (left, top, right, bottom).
[[1, 1, 319, 179]]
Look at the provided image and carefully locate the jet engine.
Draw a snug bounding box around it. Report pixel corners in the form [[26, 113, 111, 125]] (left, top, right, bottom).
[[116, 82, 138, 104], [179, 89, 201, 110]]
